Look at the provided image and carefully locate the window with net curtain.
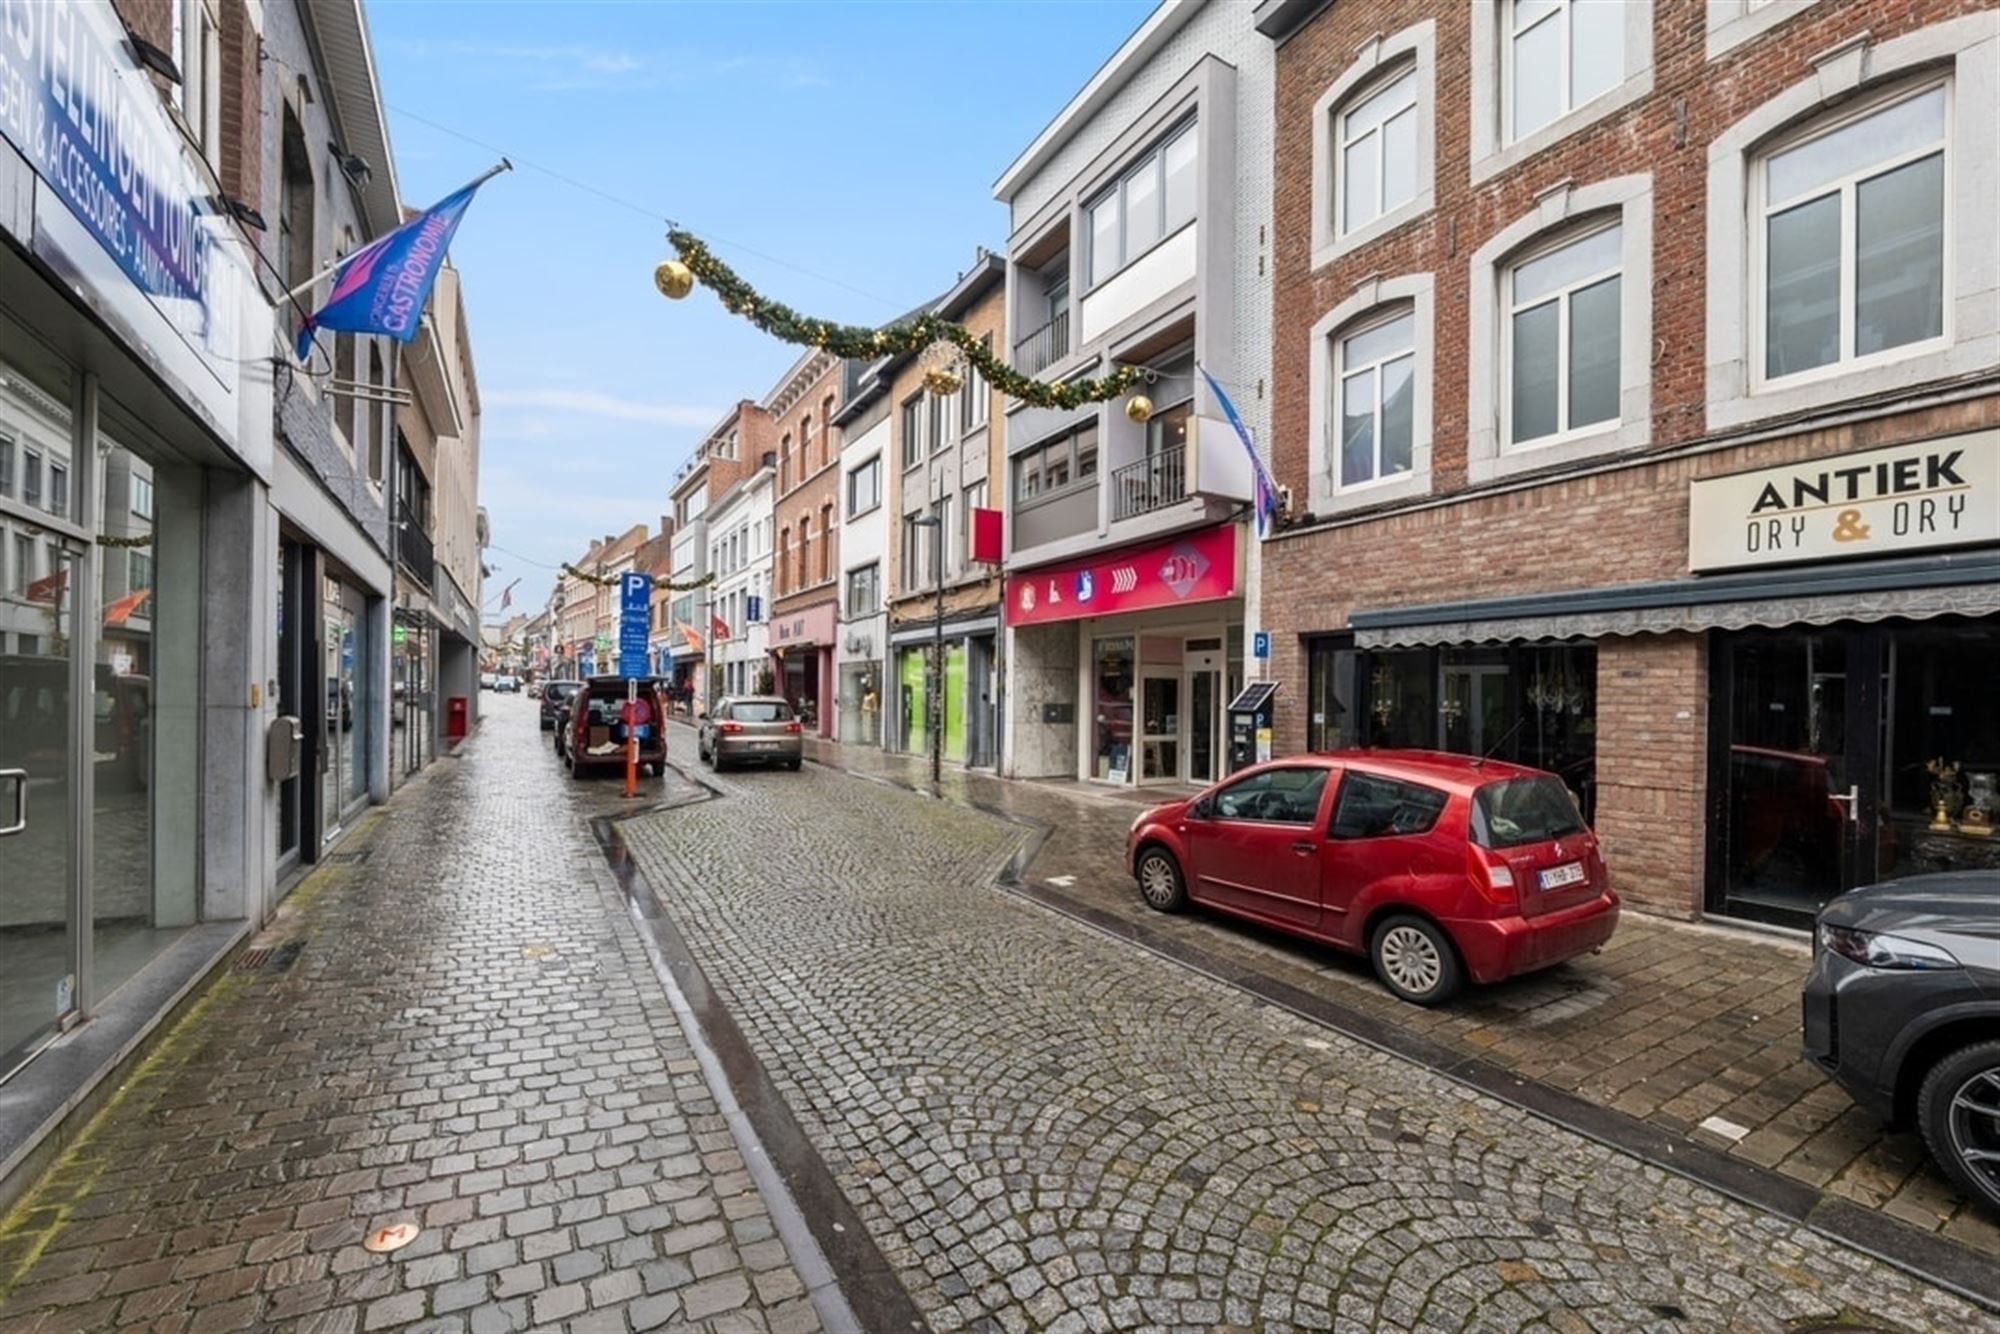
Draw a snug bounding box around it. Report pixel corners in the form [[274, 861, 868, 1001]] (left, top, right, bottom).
[[1762, 84, 1945, 382]]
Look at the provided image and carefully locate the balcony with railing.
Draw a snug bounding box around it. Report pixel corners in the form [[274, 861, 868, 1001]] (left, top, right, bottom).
[[1013, 309, 1069, 377], [396, 505, 435, 587], [1110, 446, 1187, 522]]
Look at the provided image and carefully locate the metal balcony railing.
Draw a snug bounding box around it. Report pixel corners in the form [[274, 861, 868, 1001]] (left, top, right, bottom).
[[1013, 309, 1070, 377], [1110, 445, 1187, 521], [396, 505, 435, 587]]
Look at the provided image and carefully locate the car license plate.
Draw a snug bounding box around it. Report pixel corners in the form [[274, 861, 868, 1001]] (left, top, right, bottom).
[[1538, 862, 1585, 891], [750, 741, 779, 750]]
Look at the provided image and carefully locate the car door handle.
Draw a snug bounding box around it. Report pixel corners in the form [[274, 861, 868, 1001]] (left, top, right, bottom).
[[1290, 840, 1314, 856]]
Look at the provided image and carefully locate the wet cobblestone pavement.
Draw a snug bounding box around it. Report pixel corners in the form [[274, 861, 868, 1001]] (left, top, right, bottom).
[[0, 697, 820, 1334], [625, 732, 1997, 1333]]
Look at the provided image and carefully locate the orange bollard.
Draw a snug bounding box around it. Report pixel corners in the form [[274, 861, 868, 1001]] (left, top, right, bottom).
[[623, 682, 639, 797]]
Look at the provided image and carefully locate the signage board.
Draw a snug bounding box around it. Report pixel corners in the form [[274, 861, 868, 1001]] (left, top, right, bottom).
[[618, 573, 651, 675], [1688, 433, 2000, 573], [0, 1, 263, 467], [1005, 523, 1237, 627], [771, 602, 837, 648], [1252, 630, 1269, 660]]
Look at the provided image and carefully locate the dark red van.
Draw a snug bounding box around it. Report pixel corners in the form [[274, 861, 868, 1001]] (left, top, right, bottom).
[[1125, 749, 1618, 1004]]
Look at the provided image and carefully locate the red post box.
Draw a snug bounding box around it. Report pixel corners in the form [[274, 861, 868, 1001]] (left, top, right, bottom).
[[446, 695, 469, 741]]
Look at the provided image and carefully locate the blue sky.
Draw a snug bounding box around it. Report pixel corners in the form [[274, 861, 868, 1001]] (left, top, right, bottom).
[[368, 0, 1156, 617]]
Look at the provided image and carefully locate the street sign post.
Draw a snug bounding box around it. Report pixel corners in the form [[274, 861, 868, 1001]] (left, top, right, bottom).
[[618, 573, 651, 794]]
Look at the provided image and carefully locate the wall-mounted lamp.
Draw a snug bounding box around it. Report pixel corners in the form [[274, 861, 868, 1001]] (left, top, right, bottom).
[[329, 145, 373, 186], [127, 34, 181, 83]]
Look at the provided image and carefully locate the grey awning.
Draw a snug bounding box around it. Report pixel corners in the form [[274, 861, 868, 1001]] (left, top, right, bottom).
[[1349, 551, 2000, 649]]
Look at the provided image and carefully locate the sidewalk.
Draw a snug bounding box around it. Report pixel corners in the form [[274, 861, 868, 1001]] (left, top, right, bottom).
[[786, 728, 2000, 1262], [0, 702, 822, 1334]]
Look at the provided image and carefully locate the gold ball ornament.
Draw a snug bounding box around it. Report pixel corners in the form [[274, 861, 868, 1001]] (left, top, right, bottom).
[[924, 366, 963, 398], [653, 259, 694, 300], [1125, 394, 1154, 424]]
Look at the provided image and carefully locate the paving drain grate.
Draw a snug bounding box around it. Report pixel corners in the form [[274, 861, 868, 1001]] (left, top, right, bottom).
[[326, 849, 372, 865], [233, 948, 272, 972]]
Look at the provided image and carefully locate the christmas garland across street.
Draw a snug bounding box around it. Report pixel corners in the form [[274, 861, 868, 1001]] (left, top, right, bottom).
[[561, 561, 715, 592], [663, 229, 1152, 411]]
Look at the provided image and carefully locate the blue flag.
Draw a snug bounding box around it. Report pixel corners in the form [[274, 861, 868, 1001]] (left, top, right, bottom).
[[1198, 366, 1278, 536], [294, 172, 496, 361]]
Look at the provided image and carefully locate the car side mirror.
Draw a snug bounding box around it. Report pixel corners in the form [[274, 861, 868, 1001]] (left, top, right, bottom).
[[697, 711, 708, 721], [1191, 797, 1213, 820]]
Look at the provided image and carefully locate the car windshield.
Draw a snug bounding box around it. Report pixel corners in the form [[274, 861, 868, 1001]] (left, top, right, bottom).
[[729, 702, 791, 723], [1473, 776, 1586, 849]]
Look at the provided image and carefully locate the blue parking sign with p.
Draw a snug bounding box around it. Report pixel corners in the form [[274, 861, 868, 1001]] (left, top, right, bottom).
[[1253, 631, 1270, 659], [619, 573, 651, 675]]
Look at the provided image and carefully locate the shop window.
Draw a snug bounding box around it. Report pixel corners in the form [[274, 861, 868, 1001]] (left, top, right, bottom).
[[1883, 622, 2000, 881], [1307, 639, 1598, 820], [1759, 83, 1946, 384], [1092, 637, 1135, 782]]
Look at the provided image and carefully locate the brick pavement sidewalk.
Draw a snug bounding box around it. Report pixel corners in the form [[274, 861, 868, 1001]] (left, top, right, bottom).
[[779, 726, 2000, 1263], [0, 702, 824, 1334]]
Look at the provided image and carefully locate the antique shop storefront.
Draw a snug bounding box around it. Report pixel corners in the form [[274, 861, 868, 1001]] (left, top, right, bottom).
[[1333, 433, 2000, 931]]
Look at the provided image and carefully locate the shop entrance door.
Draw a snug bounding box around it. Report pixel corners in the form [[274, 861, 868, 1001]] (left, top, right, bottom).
[[1139, 673, 1181, 784], [1183, 638, 1224, 786], [0, 539, 82, 1077], [1709, 629, 1882, 927]]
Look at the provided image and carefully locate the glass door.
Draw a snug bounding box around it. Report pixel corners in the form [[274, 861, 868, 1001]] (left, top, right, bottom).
[[1, 539, 81, 1076], [1710, 629, 1882, 927], [320, 578, 347, 844], [1139, 674, 1181, 784]]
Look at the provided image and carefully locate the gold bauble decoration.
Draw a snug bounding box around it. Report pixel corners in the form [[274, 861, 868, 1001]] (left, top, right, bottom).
[[924, 366, 963, 398], [1125, 394, 1154, 424], [654, 259, 694, 300]]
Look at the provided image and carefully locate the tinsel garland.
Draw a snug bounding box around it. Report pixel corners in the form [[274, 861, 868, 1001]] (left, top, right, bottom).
[[97, 533, 154, 547], [561, 561, 715, 592], [668, 229, 1150, 410]]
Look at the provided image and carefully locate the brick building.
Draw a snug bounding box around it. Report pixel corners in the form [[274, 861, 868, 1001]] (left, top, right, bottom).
[[662, 402, 770, 709], [767, 352, 846, 735], [1252, 0, 1998, 925]]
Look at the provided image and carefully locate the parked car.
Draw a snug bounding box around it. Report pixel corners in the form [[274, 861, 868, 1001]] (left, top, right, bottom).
[[697, 696, 803, 772], [1803, 872, 2000, 1213], [561, 675, 669, 778], [493, 674, 520, 693], [539, 680, 581, 732], [1126, 750, 1618, 1005], [479, 671, 498, 691]]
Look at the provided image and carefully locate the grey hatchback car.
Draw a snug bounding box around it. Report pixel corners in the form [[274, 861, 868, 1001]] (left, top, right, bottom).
[[697, 696, 803, 771], [1803, 871, 2000, 1212]]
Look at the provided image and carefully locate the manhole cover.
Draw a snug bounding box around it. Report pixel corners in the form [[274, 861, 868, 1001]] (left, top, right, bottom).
[[363, 1222, 420, 1253]]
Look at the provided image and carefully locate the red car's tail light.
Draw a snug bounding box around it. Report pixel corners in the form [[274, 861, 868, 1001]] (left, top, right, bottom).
[[1466, 843, 1518, 908]]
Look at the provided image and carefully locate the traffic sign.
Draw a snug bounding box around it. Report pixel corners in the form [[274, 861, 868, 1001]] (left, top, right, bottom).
[[1253, 630, 1270, 659]]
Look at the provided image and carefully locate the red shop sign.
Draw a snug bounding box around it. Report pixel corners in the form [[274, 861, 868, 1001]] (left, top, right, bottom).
[[1005, 523, 1237, 627]]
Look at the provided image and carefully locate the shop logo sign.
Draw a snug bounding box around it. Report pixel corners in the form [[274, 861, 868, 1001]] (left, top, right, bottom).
[[1159, 543, 1209, 600], [1688, 434, 2000, 574], [1074, 570, 1094, 603]]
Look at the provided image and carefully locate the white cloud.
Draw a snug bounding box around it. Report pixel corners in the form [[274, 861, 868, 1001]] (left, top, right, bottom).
[[484, 389, 721, 428]]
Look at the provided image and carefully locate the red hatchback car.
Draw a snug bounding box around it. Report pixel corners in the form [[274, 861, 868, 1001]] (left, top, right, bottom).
[[1126, 750, 1618, 1004]]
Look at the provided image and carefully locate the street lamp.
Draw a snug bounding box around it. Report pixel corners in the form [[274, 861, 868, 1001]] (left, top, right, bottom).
[[909, 513, 945, 786]]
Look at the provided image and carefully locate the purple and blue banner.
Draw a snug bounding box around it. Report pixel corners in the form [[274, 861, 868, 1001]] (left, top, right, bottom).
[[1198, 366, 1279, 535], [294, 170, 500, 360]]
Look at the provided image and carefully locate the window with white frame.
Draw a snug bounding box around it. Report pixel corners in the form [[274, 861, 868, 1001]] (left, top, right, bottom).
[[1339, 69, 1417, 237], [0, 439, 12, 497], [1759, 83, 1946, 384], [1506, 0, 1623, 143], [847, 563, 880, 618], [1086, 122, 1198, 288], [960, 335, 991, 432], [848, 456, 881, 517], [1335, 310, 1416, 489], [900, 396, 923, 470], [174, 0, 222, 167], [1506, 223, 1622, 446]]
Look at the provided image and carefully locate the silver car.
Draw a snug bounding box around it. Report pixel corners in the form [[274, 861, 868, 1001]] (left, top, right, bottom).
[[698, 696, 803, 771]]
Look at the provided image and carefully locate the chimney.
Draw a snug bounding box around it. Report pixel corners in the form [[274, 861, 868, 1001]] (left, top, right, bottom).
[[603, 533, 615, 546]]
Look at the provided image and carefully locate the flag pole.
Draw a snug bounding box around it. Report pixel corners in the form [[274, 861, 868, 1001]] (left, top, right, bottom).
[[281, 159, 512, 303]]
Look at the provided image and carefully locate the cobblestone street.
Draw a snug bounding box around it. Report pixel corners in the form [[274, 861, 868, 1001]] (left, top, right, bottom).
[[0, 698, 821, 1334], [5, 705, 1998, 1332], [624, 723, 1998, 1333]]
